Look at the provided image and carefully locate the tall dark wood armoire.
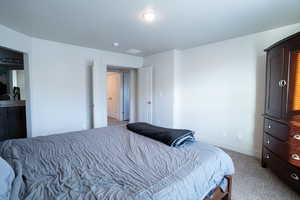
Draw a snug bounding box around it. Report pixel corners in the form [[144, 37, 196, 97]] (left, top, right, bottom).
[[262, 32, 300, 192]]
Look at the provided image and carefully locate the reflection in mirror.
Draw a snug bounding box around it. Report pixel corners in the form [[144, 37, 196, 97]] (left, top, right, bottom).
[[0, 69, 25, 101]]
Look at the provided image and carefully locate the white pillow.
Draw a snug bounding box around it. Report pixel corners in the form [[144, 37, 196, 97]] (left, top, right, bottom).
[[0, 157, 15, 200]]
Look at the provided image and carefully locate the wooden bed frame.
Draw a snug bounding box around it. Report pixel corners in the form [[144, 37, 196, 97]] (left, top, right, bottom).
[[203, 176, 232, 200]]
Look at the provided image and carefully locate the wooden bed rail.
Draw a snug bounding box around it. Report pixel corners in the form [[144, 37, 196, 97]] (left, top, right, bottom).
[[203, 175, 232, 200]]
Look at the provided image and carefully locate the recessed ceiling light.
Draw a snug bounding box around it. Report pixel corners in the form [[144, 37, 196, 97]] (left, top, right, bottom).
[[112, 42, 119, 47], [143, 10, 156, 23]]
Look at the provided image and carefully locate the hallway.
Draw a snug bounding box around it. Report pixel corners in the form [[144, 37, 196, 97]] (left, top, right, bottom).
[[107, 117, 128, 126]]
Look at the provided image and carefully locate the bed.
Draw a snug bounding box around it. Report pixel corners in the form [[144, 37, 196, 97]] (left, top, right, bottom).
[[0, 125, 234, 200]]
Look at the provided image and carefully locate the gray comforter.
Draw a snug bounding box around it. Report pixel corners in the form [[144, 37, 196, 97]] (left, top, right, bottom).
[[0, 126, 234, 200]]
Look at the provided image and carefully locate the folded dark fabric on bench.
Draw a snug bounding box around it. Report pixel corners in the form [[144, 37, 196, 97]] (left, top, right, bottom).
[[126, 122, 195, 147]]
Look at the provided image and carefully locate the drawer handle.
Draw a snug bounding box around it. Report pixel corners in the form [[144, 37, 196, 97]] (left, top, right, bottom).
[[293, 134, 300, 140], [290, 173, 299, 181], [266, 154, 270, 159], [291, 154, 300, 161]]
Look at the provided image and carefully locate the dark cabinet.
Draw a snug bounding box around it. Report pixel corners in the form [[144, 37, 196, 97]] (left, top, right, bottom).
[[0, 106, 26, 141], [0, 47, 24, 70], [265, 46, 286, 118], [262, 32, 300, 193], [7, 107, 27, 139], [0, 107, 8, 140]]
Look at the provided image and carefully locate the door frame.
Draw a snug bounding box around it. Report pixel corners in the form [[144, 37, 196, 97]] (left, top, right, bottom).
[[122, 71, 130, 121], [105, 66, 137, 123]]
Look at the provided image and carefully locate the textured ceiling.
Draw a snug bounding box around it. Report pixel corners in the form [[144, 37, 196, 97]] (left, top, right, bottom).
[[1, 0, 300, 56]]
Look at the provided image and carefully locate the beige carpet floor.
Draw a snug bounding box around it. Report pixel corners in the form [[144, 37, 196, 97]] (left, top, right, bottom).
[[107, 117, 128, 126], [224, 149, 300, 200]]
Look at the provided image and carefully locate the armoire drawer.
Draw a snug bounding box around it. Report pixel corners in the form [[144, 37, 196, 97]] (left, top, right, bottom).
[[264, 118, 289, 141], [263, 148, 300, 190], [264, 133, 300, 168], [289, 126, 300, 146]]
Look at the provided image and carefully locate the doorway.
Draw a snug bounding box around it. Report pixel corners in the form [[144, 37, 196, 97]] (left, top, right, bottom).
[[106, 67, 136, 126]]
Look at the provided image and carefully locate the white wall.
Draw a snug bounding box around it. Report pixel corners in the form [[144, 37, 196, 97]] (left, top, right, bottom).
[[29, 38, 103, 135], [101, 51, 143, 68], [174, 23, 300, 157], [144, 50, 176, 128], [0, 25, 31, 53], [0, 24, 143, 137]]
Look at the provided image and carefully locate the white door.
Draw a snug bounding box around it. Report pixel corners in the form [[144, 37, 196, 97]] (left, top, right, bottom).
[[137, 66, 153, 123]]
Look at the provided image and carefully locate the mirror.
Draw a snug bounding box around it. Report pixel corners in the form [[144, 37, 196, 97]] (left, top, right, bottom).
[[0, 69, 25, 101]]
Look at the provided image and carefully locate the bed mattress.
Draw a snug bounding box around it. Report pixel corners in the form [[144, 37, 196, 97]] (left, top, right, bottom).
[[0, 125, 234, 200]]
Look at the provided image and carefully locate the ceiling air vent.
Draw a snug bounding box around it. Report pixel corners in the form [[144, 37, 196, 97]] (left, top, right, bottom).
[[125, 49, 142, 54]]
